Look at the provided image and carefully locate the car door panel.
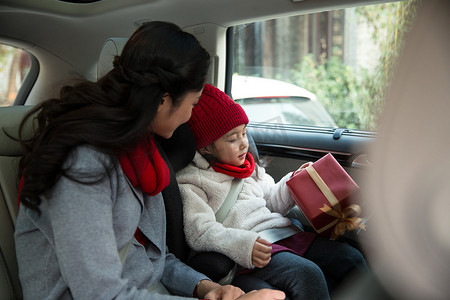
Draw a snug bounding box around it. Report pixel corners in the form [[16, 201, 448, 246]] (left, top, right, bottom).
[[247, 123, 375, 181]]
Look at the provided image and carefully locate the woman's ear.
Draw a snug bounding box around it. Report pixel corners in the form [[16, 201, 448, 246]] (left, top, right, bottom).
[[159, 93, 171, 112]]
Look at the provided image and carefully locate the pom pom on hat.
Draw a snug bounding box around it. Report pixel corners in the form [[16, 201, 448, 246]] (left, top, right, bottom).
[[188, 84, 248, 150]]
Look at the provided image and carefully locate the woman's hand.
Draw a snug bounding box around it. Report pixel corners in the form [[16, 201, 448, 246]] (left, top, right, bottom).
[[237, 289, 286, 300], [198, 280, 244, 300], [197, 280, 285, 300], [252, 238, 272, 268]]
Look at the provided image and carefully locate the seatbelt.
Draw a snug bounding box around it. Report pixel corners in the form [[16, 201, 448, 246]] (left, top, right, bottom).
[[215, 178, 244, 223], [183, 178, 245, 286], [188, 178, 244, 261], [215, 178, 300, 243], [118, 242, 131, 265]]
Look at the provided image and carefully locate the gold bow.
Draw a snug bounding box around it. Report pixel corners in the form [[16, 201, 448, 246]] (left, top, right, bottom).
[[319, 203, 366, 240]]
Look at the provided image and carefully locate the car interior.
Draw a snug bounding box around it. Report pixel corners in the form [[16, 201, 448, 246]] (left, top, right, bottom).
[[0, 40, 271, 299], [1, 0, 449, 299]]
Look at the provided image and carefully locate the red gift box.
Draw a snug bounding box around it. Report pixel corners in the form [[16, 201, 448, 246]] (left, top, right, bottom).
[[286, 153, 365, 239]]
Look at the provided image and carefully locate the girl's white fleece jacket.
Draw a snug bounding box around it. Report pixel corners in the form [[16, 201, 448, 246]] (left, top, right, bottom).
[[176, 152, 296, 269]]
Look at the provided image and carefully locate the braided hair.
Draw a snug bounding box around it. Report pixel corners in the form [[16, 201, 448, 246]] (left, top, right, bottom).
[[18, 21, 211, 212]]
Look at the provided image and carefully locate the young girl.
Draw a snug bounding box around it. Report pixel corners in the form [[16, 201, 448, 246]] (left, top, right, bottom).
[[14, 21, 284, 300], [177, 84, 369, 300]]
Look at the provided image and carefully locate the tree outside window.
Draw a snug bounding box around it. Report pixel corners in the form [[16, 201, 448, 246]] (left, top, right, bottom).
[[232, 1, 420, 131], [0, 44, 31, 106]]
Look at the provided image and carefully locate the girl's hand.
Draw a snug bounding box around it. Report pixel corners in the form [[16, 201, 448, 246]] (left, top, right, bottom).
[[293, 162, 312, 176], [237, 289, 286, 300], [251, 238, 272, 268]]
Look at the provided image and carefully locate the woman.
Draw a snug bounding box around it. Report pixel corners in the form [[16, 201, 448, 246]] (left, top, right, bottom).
[[14, 21, 285, 300]]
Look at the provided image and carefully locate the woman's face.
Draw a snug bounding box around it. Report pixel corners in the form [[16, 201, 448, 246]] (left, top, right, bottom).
[[203, 124, 249, 166], [152, 90, 203, 139]]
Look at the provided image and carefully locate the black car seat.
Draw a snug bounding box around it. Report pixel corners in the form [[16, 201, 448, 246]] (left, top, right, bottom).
[[157, 123, 272, 289]]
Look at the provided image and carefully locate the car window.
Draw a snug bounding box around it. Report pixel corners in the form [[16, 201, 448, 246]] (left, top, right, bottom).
[[229, 0, 419, 131], [0, 44, 32, 106]]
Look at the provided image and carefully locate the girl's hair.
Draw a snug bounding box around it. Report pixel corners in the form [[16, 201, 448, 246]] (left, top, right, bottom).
[[18, 21, 210, 212]]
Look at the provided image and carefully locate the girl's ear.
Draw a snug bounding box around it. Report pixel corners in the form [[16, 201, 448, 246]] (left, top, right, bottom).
[[199, 144, 213, 155]]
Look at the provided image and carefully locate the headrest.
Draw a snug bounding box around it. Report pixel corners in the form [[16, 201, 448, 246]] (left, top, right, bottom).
[[0, 106, 35, 156], [156, 123, 197, 173], [97, 37, 128, 79]]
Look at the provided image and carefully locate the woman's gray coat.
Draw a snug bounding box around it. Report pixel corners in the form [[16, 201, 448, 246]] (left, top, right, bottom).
[[15, 146, 208, 299]]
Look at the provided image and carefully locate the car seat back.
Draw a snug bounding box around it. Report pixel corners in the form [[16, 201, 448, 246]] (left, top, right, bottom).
[[0, 105, 34, 300]]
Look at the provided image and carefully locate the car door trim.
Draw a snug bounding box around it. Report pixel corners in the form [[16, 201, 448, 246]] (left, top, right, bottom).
[[255, 143, 352, 157]]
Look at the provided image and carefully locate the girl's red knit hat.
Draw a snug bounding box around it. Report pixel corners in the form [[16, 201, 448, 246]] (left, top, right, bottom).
[[188, 83, 248, 150]]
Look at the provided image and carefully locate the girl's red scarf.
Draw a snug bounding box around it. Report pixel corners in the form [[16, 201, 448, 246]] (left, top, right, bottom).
[[118, 137, 170, 196], [212, 153, 255, 178]]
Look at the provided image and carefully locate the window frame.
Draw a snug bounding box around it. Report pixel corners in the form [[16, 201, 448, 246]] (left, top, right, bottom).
[[224, 24, 377, 136], [12, 50, 39, 106], [224, 24, 377, 178], [224, 2, 414, 134]]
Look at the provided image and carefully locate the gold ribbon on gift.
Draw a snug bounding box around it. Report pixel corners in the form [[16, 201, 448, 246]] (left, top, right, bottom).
[[297, 162, 366, 240], [319, 203, 366, 240]]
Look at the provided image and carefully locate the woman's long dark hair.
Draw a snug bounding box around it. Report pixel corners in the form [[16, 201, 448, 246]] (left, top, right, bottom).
[[18, 21, 210, 212]]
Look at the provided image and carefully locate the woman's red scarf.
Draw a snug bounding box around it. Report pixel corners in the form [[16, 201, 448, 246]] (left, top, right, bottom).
[[212, 153, 255, 178], [118, 137, 170, 196], [18, 138, 170, 201], [118, 137, 170, 247], [17, 138, 168, 248]]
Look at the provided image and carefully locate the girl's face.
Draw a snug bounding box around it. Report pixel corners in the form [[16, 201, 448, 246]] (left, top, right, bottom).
[[202, 124, 249, 166], [152, 90, 202, 139]]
